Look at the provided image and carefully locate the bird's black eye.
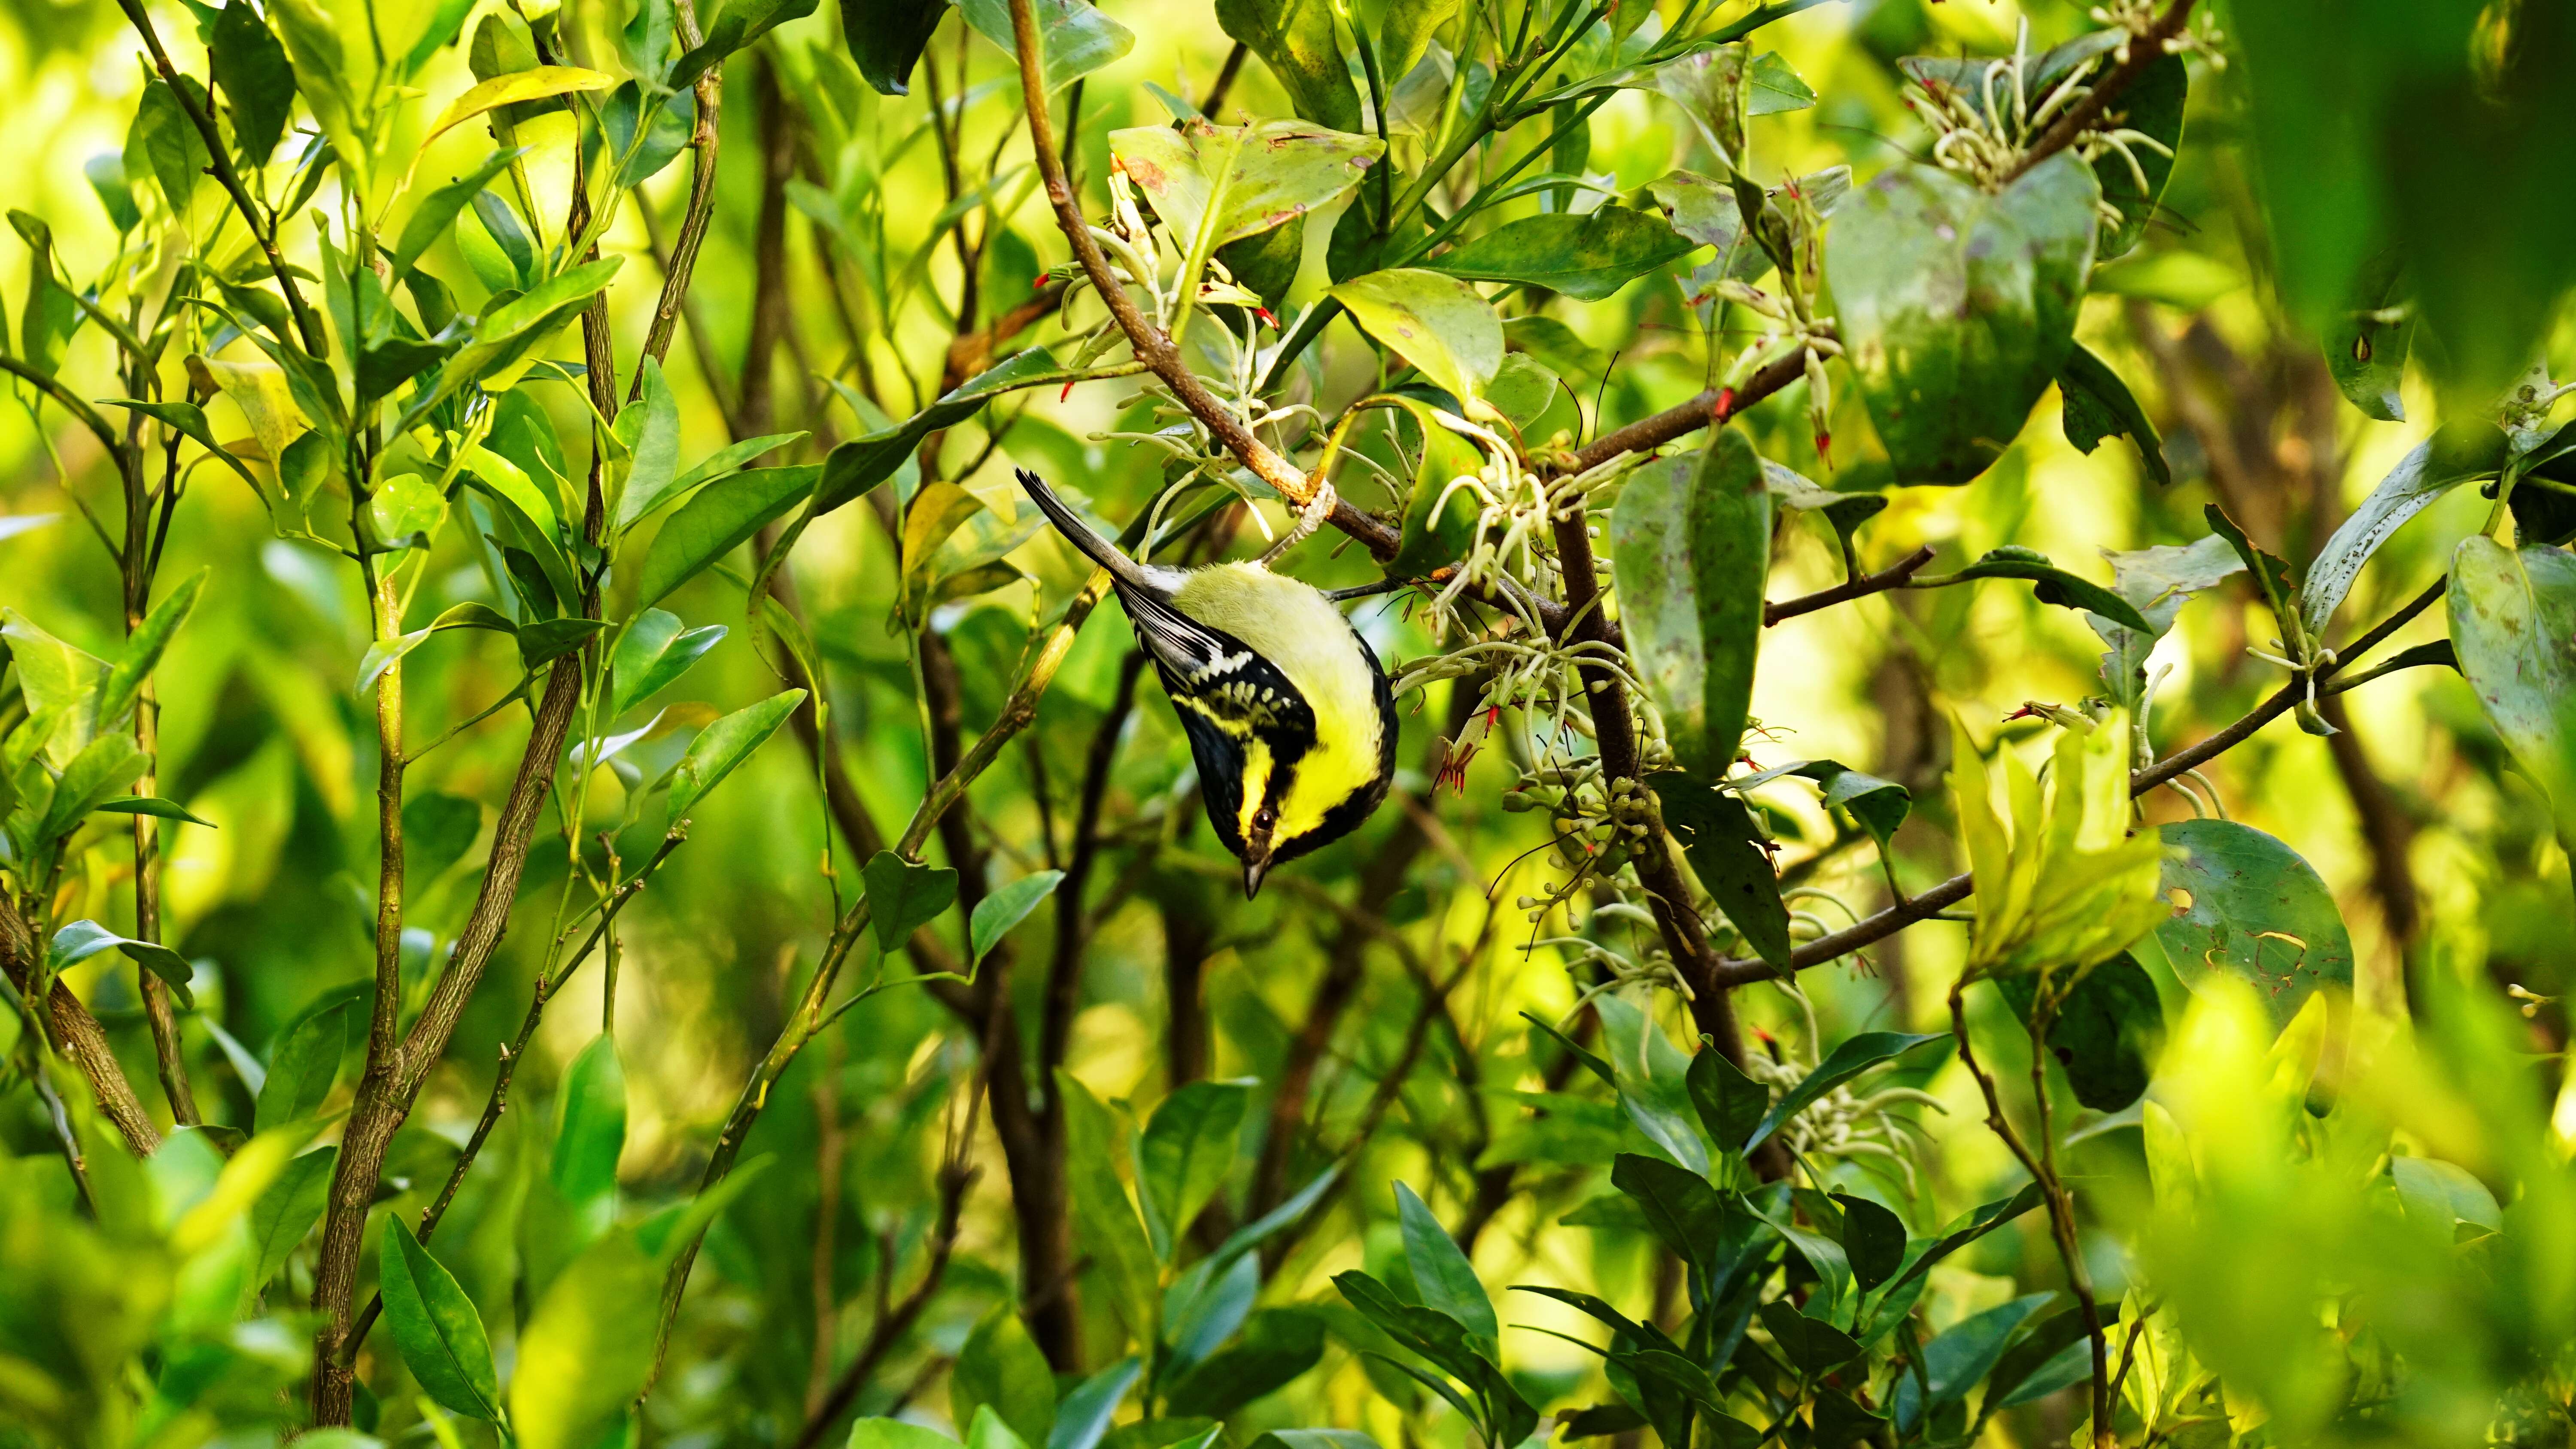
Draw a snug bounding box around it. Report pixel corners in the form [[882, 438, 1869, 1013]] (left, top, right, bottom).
[[1255, 806, 1278, 829]]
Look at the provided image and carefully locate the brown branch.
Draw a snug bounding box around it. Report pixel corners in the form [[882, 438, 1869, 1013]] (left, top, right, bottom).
[[1565, 351, 1811, 476], [0, 896, 161, 1156], [130, 414, 198, 1128], [1549, 493, 1752, 1068], [1198, 42, 1250, 117], [634, 0, 726, 394], [311, 657, 587, 1423], [1762, 545, 1937, 627], [1996, 0, 2202, 188], [791, 1160, 976, 1449]]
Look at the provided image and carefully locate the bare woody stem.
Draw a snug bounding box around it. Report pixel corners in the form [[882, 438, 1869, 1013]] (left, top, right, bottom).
[[340, 833, 687, 1360], [1948, 978, 2112, 1445]]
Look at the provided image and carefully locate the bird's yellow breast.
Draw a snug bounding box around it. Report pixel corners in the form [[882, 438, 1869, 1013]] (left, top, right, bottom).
[[1171, 564, 1385, 845]]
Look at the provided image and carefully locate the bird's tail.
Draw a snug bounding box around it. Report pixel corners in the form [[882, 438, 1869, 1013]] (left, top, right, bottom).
[[1015, 469, 1151, 590]]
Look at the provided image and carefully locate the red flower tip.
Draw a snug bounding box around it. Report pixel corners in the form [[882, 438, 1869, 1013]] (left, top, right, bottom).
[[1712, 387, 1736, 421], [1059, 382, 1077, 403]]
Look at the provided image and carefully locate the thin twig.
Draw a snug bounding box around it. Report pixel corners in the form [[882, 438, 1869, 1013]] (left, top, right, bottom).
[[1763, 545, 1938, 627]]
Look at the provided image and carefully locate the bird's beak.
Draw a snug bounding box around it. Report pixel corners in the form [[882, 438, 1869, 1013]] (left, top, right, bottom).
[[1242, 856, 1270, 898]]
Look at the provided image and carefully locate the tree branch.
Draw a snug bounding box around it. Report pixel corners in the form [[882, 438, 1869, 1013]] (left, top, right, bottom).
[[1763, 545, 1938, 627], [0, 895, 161, 1157]]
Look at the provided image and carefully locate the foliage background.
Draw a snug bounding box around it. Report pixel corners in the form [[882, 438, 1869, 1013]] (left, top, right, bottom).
[[0, 0, 2570, 1444]]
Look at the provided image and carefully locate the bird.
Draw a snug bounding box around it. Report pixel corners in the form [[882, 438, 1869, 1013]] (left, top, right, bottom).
[[1013, 468, 1397, 897]]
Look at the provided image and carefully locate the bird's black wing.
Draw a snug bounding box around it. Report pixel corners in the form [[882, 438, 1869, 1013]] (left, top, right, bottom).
[[1116, 584, 1250, 688]]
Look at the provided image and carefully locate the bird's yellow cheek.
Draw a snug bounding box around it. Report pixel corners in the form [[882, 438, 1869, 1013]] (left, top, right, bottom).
[[1235, 738, 1275, 845]]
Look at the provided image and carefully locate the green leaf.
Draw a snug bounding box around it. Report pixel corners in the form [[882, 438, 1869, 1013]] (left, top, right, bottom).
[[2300, 432, 2503, 639], [1826, 154, 2098, 484], [1395, 1182, 1495, 1340], [379, 1219, 502, 1422], [1139, 1079, 1250, 1252], [963, 867, 1060, 965], [9, 211, 78, 374], [1881, 1182, 2044, 1298], [1165, 1310, 1327, 1418], [1059, 1070, 1162, 1337], [665, 430, 807, 503], [1215, 0, 1361, 131], [91, 795, 214, 827], [254, 997, 348, 1131], [248, 1144, 335, 1288], [820, 351, 1054, 515], [1650, 772, 1790, 970], [1918, 1293, 2053, 1407], [422, 65, 617, 146], [1110, 120, 1382, 258], [2154, 819, 2357, 1026], [611, 357, 685, 534], [1983, 1306, 2099, 1410], [551, 1033, 627, 1234], [961, 0, 1135, 91], [2086, 536, 2244, 712], [210, 0, 297, 164], [1608, 1152, 1730, 1283], [1996, 952, 2163, 1111], [1745, 50, 1815, 115], [131, 77, 212, 217], [2057, 343, 2169, 486], [953, 1306, 1058, 1449], [406, 258, 623, 427], [510, 1231, 663, 1449], [1756, 1300, 1861, 1373], [668, 689, 806, 819], [1593, 994, 1708, 1173], [1611, 430, 1771, 777], [862, 849, 959, 951], [2090, 52, 2184, 259], [1649, 777, 1793, 967], [1377, 0, 1457, 80], [1950, 547, 2154, 634], [1655, 43, 1750, 166], [1428, 207, 1695, 301], [839, 0, 948, 94], [1329, 269, 1504, 406], [83, 153, 139, 233], [369, 472, 447, 549], [1830, 1192, 1905, 1292], [2327, 248, 2412, 423], [2448, 537, 2576, 844], [1748, 1032, 1944, 1151], [404, 790, 482, 885], [37, 735, 148, 844], [94, 567, 204, 731], [613, 609, 728, 715], [635, 465, 820, 608], [1788, 761, 1909, 849], [1685, 1046, 1768, 1156], [1046, 1358, 1141, 1449], [393, 147, 529, 275]]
